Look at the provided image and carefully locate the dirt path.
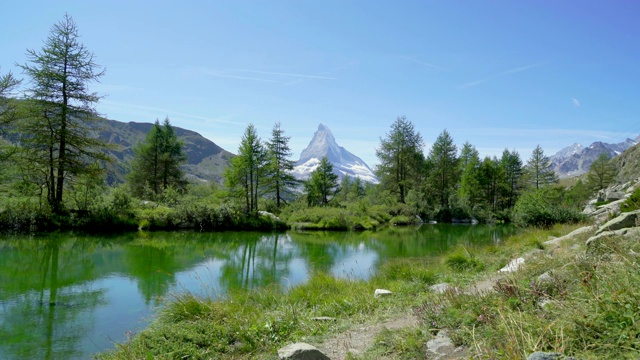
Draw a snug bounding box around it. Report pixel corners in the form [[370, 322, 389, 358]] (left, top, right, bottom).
[[316, 313, 418, 359], [314, 275, 505, 359]]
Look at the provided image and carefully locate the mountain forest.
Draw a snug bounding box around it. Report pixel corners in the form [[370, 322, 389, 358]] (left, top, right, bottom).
[[0, 15, 624, 234]]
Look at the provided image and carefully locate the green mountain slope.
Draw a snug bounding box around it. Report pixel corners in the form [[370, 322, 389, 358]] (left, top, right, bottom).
[[96, 118, 234, 184]]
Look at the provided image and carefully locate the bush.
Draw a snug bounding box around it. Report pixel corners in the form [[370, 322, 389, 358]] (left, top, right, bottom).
[[620, 187, 640, 212], [513, 188, 586, 227]]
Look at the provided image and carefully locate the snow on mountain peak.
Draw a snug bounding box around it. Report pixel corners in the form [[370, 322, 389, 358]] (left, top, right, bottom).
[[293, 124, 378, 183]]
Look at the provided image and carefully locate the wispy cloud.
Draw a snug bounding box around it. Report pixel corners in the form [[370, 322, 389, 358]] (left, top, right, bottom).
[[202, 70, 281, 83], [199, 68, 338, 84], [401, 56, 445, 71], [459, 62, 546, 89], [459, 79, 488, 89], [100, 100, 242, 126], [237, 69, 337, 80], [572, 98, 580, 107], [501, 62, 545, 75]]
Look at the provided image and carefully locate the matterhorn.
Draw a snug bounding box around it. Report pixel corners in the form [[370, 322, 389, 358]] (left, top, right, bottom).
[[292, 124, 378, 183]]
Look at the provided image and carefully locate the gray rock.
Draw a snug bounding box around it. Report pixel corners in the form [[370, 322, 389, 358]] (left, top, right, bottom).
[[587, 227, 640, 246], [499, 257, 525, 272], [427, 330, 455, 358], [582, 204, 596, 215], [596, 210, 640, 235], [537, 271, 553, 284], [527, 352, 561, 360], [429, 283, 455, 294], [278, 343, 330, 360], [374, 289, 392, 298], [543, 226, 593, 247], [605, 190, 625, 202]]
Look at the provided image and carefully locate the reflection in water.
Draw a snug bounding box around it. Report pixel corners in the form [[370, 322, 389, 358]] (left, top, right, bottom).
[[0, 224, 517, 359]]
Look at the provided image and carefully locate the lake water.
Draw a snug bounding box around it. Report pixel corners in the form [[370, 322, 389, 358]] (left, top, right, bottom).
[[0, 224, 517, 359]]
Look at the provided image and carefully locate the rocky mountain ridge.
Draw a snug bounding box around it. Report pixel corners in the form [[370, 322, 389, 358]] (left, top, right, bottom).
[[292, 124, 378, 183], [550, 137, 638, 178]]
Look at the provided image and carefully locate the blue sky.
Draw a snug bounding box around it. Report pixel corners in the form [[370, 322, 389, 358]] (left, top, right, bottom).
[[2, 1, 640, 167]]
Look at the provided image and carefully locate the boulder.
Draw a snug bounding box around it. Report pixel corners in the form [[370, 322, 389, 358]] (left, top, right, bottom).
[[374, 289, 392, 298], [259, 211, 281, 221], [587, 227, 640, 246], [605, 190, 626, 202], [596, 210, 640, 235], [278, 343, 330, 360], [543, 226, 593, 247], [499, 258, 525, 273]]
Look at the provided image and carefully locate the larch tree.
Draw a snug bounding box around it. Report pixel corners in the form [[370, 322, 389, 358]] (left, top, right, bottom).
[[375, 116, 424, 204], [587, 153, 616, 191], [0, 70, 21, 164], [17, 14, 109, 212], [458, 141, 481, 208], [305, 156, 339, 206], [525, 145, 558, 189], [128, 117, 187, 198], [499, 149, 523, 209], [427, 129, 459, 208], [265, 122, 297, 209], [225, 124, 268, 214]]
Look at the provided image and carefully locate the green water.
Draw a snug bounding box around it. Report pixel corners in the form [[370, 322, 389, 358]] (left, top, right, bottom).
[[0, 224, 517, 359]]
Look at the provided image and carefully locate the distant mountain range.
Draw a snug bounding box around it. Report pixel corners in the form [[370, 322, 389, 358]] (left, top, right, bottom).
[[292, 124, 378, 183], [550, 137, 639, 178]]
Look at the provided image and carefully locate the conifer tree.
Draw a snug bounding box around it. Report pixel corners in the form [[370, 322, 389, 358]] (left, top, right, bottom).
[[128, 117, 187, 198], [525, 145, 558, 189], [427, 129, 459, 208], [225, 124, 268, 214], [376, 116, 424, 203], [265, 122, 297, 209], [305, 156, 339, 206], [18, 14, 109, 212], [587, 153, 616, 191]]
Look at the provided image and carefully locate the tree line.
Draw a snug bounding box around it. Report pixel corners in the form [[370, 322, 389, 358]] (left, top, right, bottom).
[[0, 15, 615, 232]]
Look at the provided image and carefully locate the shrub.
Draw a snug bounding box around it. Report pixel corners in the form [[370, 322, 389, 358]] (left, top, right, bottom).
[[513, 188, 586, 227], [620, 187, 640, 212]]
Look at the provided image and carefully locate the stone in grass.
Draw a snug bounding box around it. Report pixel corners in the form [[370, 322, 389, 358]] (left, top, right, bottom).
[[526, 352, 562, 360], [499, 257, 525, 272], [311, 316, 336, 322], [429, 283, 456, 294], [374, 289, 392, 298], [278, 342, 330, 360]]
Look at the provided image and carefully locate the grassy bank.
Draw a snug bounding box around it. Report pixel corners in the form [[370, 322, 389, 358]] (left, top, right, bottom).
[[94, 222, 640, 359]]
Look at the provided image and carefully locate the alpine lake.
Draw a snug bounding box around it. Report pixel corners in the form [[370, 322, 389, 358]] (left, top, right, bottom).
[[0, 224, 518, 359]]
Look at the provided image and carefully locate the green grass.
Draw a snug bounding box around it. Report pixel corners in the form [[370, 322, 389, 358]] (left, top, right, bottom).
[[97, 223, 640, 360]]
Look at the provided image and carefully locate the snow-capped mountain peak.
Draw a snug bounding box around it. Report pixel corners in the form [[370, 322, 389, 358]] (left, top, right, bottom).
[[292, 124, 378, 183], [551, 137, 638, 178]]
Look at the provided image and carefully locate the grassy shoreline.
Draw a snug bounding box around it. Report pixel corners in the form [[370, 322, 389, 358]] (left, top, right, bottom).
[[96, 223, 639, 359]]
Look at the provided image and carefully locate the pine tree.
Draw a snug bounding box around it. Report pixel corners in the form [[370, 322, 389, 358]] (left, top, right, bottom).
[[587, 153, 616, 191], [525, 145, 558, 189], [427, 129, 459, 208], [265, 122, 297, 209], [458, 142, 481, 208], [305, 156, 339, 206], [375, 116, 424, 203], [499, 149, 523, 209], [225, 124, 268, 214], [17, 14, 109, 212], [128, 117, 187, 198]]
